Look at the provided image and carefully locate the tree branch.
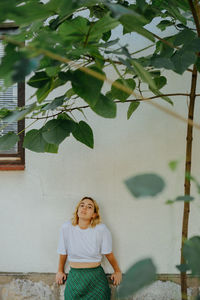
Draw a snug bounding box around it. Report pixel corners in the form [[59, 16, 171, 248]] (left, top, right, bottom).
[[83, 23, 94, 47], [151, 32, 179, 50], [1, 35, 200, 130], [188, 0, 200, 36], [25, 93, 200, 131]]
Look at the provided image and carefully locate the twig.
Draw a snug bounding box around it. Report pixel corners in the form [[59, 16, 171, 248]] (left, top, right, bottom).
[[1, 35, 200, 130]]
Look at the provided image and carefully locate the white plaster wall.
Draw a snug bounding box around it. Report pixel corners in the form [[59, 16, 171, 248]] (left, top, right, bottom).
[[0, 23, 200, 276]]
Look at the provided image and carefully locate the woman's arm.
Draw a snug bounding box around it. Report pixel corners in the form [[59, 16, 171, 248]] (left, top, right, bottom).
[[105, 252, 122, 286], [55, 254, 67, 285]]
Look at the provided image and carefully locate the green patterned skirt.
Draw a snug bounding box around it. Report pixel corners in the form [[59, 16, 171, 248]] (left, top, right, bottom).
[[64, 265, 111, 300]]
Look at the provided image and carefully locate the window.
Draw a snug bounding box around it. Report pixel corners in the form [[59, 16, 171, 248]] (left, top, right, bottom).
[[0, 23, 25, 170]]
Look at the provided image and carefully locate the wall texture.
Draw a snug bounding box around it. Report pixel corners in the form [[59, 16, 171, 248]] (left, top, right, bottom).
[[1, 70, 200, 276], [0, 24, 200, 281]]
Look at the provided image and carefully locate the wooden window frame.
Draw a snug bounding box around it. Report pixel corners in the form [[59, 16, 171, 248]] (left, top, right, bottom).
[[0, 23, 25, 171]]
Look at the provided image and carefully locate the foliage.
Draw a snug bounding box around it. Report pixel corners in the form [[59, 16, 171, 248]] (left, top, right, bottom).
[[123, 171, 200, 298], [0, 0, 198, 153], [117, 258, 156, 298], [177, 236, 200, 275], [124, 173, 165, 198]]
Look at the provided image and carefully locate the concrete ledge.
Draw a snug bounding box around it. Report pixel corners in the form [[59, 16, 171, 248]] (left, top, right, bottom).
[[0, 273, 199, 300], [1, 272, 199, 286], [0, 272, 116, 286]]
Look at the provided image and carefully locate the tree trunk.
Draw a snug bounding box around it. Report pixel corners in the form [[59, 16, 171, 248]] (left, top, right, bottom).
[[180, 1, 200, 298], [180, 65, 197, 300]]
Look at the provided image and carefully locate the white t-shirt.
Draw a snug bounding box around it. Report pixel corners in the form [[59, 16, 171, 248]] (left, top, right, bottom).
[[57, 220, 112, 262]]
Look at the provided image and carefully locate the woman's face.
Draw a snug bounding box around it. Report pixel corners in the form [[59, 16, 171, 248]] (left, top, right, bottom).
[[77, 199, 96, 221]]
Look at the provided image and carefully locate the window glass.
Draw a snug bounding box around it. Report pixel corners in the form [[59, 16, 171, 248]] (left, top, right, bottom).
[[0, 25, 25, 168]]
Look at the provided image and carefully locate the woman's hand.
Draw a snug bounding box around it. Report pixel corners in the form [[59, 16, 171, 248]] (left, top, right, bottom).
[[55, 271, 66, 285], [111, 271, 122, 286]]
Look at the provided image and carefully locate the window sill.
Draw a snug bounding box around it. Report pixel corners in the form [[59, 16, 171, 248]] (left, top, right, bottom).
[[0, 164, 25, 171]]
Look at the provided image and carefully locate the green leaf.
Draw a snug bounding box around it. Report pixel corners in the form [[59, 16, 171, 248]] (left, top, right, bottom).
[[0, 44, 23, 87], [72, 121, 94, 148], [46, 65, 60, 77], [107, 3, 147, 22], [136, 0, 147, 12], [151, 56, 174, 70], [57, 113, 73, 121], [36, 81, 52, 103], [44, 143, 58, 153], [117, 258, 157, 298], [127, 102, 140, 119], [43, 95, 67, 111], [165, 200, 175, 205], [168, 160, 179, 171], [185, 172, 194, 181], [89, 13, 119, 40], [120, 15, 155, 42], [102, 30, 111, 42], [58, 16, 89, 40], [47, 0, 80, 17], [166, 195, 194, 204], [65, 88, 75, 98], [39, 56, 59, 69], [155, 39, 175, 57], [41, 119, 75, 145], [186, 38, 200, 52], [150, 88, 173, 105], [131, 60, 157, 89], [72, 66, 105, 106], [89, 4, 110, 19], [111, 79, 136, 101], [23, 129, 47, 153], [96, 38, 119, 48], [175, 195, 194, 202], [12, 56, 41, 83], [157, 20, 174, 31], [159, 2, 187, 25], [176, 263, 190, 273], [186, 174, 200, 194], [196, 56, 200, 73], [174, 0, 190, 11], [91, 94, 117, 118], [154, 76, 167, 90], [23, 128, 58, 153], [149, 70, 161, 78], [27, 72, 50, 88], [9, 2, 51, 25], [0, 132, 19, 151], [171, 50, 196, 74], [0, 108, 10, 119], [183, 236, 200, 275], [173, 29, 196, 47], [3, 103, 36, 123], [124, 173, 165, 198]]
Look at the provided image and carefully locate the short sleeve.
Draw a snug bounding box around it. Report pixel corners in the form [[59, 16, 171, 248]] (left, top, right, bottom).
[[101, 225, 112, 254], [57, 224, 68, 255]]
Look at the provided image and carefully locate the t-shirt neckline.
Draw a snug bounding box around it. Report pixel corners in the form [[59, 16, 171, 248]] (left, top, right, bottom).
[[76, 224, 90, 231]]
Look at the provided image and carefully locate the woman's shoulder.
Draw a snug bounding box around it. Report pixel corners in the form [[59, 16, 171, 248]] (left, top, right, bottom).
[[61, 220, 72, 229], [95, 223, 110, 231]]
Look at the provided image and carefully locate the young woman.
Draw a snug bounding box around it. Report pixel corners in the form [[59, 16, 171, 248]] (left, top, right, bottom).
[[56, 196, 122, 299]]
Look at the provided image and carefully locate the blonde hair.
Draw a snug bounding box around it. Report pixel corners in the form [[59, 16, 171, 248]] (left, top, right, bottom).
[[71, 196, 101, 228]]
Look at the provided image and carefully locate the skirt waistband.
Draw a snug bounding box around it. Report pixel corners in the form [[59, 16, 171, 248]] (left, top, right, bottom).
[[70, 265, 102, 271]]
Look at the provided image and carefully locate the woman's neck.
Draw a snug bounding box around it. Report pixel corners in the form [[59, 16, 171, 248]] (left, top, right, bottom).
[[78, 218, 91, 229]]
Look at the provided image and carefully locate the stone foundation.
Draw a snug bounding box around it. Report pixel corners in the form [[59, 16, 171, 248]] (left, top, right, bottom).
[[0, 273, 199, 300]]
